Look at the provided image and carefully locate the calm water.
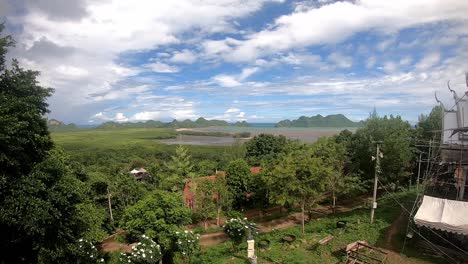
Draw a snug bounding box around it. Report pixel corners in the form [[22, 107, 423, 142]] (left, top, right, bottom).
[[159, 126, 356, 146]]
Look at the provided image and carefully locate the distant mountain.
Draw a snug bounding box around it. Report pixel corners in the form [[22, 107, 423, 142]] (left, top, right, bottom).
[[233, 121, 250, 127], [48, 119, 79, 131], [96, 117, 229, 129], [275, 114, 363, 128]]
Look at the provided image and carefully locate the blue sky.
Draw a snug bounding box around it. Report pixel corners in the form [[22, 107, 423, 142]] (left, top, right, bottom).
[[1, 0, 468, 124]]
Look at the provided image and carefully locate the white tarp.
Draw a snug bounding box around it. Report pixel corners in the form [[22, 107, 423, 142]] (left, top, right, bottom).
[[130, 169, 139, 174], [414, 195, 468, 235]]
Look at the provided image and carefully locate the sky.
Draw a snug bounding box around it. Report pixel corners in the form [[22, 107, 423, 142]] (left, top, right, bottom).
[[1, 0, 468, 124]]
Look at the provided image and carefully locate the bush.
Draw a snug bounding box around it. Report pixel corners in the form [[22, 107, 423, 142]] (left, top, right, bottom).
[[223, 218, 258, 251], [119, 235, 161, 264], [174, 230, 200, 263]]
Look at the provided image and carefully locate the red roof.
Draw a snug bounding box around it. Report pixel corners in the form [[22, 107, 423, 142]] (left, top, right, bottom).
[[250, 167, 261, 174]]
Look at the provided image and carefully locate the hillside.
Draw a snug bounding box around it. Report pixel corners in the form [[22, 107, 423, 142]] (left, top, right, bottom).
[[233, 120, 250, 127], [47, 119, 79, 131], [275, 114, 363, 128], [96, 117, 229, 129]]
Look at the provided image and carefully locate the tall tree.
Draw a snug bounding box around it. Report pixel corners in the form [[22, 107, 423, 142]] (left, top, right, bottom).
[[349, 114, 415, 186], [164, 145, 195, 191], [0, 26, 104, 263], [226, 159, 251, 209], [417, 105, 443, 143], [213, 173, 232, 226], [0, 150, 106, 263], [264, 146, 330, 233], [0, 24, 53, 188], [310, 137, 364, 213], [244, 134, 287, 165], [193, 178, 217, 230]]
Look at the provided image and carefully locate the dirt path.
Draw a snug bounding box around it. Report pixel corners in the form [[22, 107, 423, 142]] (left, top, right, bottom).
[[200, 202, 361, 247]]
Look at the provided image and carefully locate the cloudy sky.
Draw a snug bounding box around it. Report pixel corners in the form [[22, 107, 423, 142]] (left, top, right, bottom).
[[1, 0, 468, 124]]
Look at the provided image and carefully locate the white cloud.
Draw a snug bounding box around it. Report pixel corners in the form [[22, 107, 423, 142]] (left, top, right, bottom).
[[327, 52, 352, 68], [209, 0, 468, 62], [7, 0, 281, 123], [92, 112, 129, 122], [208, 107, 246, 121], [416, 52, 441, 69], [213, 74, 242, 87], [146, 62, 180, 73], [132, 111, 161, 121], [169, 49, 197, 64]]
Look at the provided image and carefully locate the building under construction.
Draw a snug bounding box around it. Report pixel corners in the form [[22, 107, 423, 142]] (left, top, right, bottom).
[[409, 76, 468, 262]]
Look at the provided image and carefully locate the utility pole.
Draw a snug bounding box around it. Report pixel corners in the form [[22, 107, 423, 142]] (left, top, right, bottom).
[[416, 152, 422, 190], [370, 141, 383, 224]]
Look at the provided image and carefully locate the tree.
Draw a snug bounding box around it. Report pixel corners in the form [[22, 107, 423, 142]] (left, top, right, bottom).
[[310, 137, 364, 213], [226, 159, 251, 209], [244, 134, 287, 165], [193, 178, 217, 230], [195, 159, 218, 176], [264, 146, 330, 233], [213, 173, 232, 226], [0, 27, 105, 263], [417, 105, 442, 143], [0, 150, 106, 263], [0, 25, 53, 188], [163, 145, 195, 191], [122, 190, 191, 261], [349, 114, 415, 187]]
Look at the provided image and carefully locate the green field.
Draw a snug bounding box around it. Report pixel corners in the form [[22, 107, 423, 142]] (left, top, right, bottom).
[[51, 128, 235, 172]]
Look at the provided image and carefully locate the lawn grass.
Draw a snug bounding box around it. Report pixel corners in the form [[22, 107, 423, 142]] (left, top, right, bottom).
[[195, 190, 441, 264]]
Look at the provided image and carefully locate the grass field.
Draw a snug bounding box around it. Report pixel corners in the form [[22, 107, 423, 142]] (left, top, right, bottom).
[[51, 128, 233, 172]]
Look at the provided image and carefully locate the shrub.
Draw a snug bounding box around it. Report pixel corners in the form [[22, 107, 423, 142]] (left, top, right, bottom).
[[174, 230, 200, 263], [119, 235, 161, 264], [223, 218, 258, 251], [75, 238, 105, 264]]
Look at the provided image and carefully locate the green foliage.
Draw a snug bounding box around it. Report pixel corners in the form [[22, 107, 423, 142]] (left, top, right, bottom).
[[244, 133, 288, 165], [195, 159, 218, 176], [0, 55, 53, 181], [264, 145, 330, 232], [349, 113, 415, 186], [226, 159, 251, 209], [275, 114, 364, 127], [233, 131, 251, 138], [223, 218, 258, 251], [233, 121, 250, 127], [193, 178, 217, 228], [121, 190, 191, 251], [417, 105, 442, 143], [74, 238, 105, 264], [0, 149, 105, 263], [163, 145, 195, 191], [119, 235, 162, 264], [173, 230, 200, 262], [213, 174, 233, 226]]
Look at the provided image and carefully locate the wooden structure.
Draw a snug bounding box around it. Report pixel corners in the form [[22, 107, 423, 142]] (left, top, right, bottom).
[[345, 241, 388, 264]]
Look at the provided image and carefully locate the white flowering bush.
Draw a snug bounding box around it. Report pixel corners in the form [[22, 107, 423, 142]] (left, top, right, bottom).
[[119, 235, 161, 264], [174, 230, 200, 261], [223, 218, 258, 251], [75, 238, 105, 264]]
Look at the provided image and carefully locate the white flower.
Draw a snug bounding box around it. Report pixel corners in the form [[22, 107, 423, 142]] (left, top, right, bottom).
[[142, 253, 146, 258], [176, 231, 179, 234], [79, 238, 83, 242], [184, 230, 188, 233], [100, 258, 104, 262]]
